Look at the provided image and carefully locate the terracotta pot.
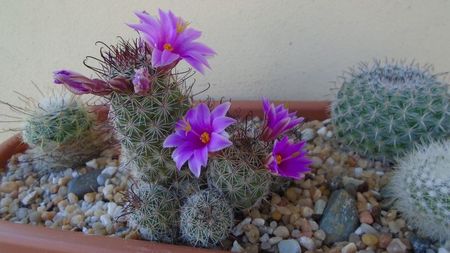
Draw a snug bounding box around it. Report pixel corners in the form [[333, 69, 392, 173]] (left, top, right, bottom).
[[0, 100, 330, 253]]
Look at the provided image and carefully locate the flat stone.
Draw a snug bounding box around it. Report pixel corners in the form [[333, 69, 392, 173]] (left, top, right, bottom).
[[278, 239, 301, 253], [68, 170, 101, 198], [319, 190, 359, 244]]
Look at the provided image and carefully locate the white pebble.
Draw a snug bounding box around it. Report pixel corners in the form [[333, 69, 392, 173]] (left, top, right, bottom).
[[354, 167, 363, 178], [438, 248, 449, 253], [299, 236, 315, 251], [231, 240, 244, 252], [102, 184, 114, 197], [260, 233, 270, 242], [317, 127, 327, 136], [301, 128, 315, 141], [101, 166, 118, 178], [278, 239, 301, 253], [100, 214, 112, 227], [232, 217, 251, 236], [85, 159, 98, 169], [325, 131, 333, 139], [252, 218, 265, 226]]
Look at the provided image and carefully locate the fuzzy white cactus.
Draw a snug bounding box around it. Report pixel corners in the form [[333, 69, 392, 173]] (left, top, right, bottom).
[[389, 140, 450, 240]]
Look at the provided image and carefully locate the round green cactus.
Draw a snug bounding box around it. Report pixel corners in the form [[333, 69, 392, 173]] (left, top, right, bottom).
[[388, 140, 450, 240], [332, 61, 450, 161], [207, 143, 272, 210], [20, 95, 112, 171], [128, 183, 180, 243], [180, 189, 233, 248]]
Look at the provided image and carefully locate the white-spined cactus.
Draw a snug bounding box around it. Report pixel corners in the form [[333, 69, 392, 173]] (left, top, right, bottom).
[[332, 61, 450, 161], [388, 140, 450, 240]]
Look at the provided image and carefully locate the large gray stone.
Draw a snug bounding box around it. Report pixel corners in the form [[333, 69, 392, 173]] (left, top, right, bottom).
[[278, 239, 301, 253], [67, 170, 101, 198], [319, 189, 359, 244]]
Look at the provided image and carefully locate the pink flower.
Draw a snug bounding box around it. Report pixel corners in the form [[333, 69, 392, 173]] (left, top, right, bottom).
[[261, 98, 304, 141], [163, 102, 236, 177], [266, 136, 311, 179], [128, 9, 216, 74], [132, 67, 151, 94]]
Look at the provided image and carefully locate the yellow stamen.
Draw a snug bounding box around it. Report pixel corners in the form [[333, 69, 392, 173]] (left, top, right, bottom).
[[163, 43, 174, 51], [200, 132, 210, 144], [176, 18, 190, 33], [276, 155, 283, 165], [184, 119, 192, 134]]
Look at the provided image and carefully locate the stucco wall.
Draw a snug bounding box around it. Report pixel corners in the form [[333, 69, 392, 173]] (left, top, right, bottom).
[[1, 0, 450, 141]]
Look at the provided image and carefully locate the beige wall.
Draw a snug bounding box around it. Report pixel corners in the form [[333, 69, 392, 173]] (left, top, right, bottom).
[[1, 0, 450, 141]]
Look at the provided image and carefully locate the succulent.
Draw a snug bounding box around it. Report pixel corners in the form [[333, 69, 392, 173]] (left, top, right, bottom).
[[332, 61, 450, 161], [180, 189, 233, 248], [128, 183, 180, 242], [20, 94, 112, 171], [388, 140, 450, 240], [207, 142, 272, 210]]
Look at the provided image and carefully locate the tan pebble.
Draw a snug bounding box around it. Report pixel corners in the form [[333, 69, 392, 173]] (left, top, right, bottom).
[[273, 226, 290, 238], [113, 193, 123, 203], [297, 198, 313, 207], [0, 181, 19, 193], [25, 176, 35, 186], [277, 206, 292, 215], [272, 210, 282, 221], [359, 210, 374, 224], [341, 242, 357, 253], [378, 233, 392, 249], [271, 193, 281, 205], [386, 210, 397, 221], [67, 193, 78, 204], [301, 206, 314, 218], [57, 200, 69, 210], [84, 193, 95, 203], [65, 205, 78, 214], [58, 176, 71, 186], [362, 233, 378, 247], [61, 224, 72, 230], [41, 211, 55, 221], [243, 224, 260, 243], [286, 187, 298, 202], [249, 208, 261, 219], [124, 230, 140, 240], [49, 185, 59, 194], [290, 213, 301, 224], [299, 179, 312, 189]]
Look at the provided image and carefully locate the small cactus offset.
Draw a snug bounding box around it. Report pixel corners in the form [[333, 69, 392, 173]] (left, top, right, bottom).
[[180, 189, 233, 248], [388, 140, 450, 240], [332, 60, 450, 161], [207, 142, 272, 210], [18, 94, 112, 171], [128, 183, 180, 242]]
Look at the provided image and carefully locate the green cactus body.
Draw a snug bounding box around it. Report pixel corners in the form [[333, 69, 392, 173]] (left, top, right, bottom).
[[128, 183, 179, 242], [388, 140, 450, 240], [109, 79, 189, 183], [21, 95, 112, 171], [180, 189, 233, 248], [207, 142, 272, 210], [332, 61, 450, 161]]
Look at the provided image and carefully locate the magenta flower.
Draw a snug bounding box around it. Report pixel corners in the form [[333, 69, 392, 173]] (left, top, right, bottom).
[[54, 70, 132, 95], [163, 102, 236, 177], [260, 98, 304, 141], [132, 67, 151, 95], [128, 9, 216, 74], [53, 70, 112, 95], [266, 136, 311, 179]]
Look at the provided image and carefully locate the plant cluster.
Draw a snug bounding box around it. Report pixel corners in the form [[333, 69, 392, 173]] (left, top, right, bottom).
[[53, 9, 311, 248]]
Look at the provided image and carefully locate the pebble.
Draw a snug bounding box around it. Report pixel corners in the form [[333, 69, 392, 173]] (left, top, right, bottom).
[[231, 240, 244, 252], [0, 181, 18, 193], [362, 234, 378, 247], [438, 248, 449, 253], [341, 242, 357, 253], [301, 206, 313, 218], [70, 214, 84, 226], [67, 193, 78, 204], [67, 170, 101, 198], [359, 211, 374, 224], [354, 167, 363, 178], [299, 236, 315, 251], [244, 224, 260, 243], [85, 159, 98, 169], [355, 224, 379, 235], [317, 127, 327, 136], [319, 190, 359, 244], [100, 214, 112, 227], [273, 226, 290, 238], [410, 234, 431, 253], [301, 128, 315, 141], [252, 218, 265, 227], [101, 166, 117, 178], [232, 217, 251, 236], [269, 236, 283, 245], [21, 191, 37, 205], [278, 239, 301, 253], [386, 238, 407, 253], [378, 233, 392, 249], [314, 199, 327, 215], [84, 192, 96, 203], [260, 233, 270, 242], [314, 230, 326, 241]]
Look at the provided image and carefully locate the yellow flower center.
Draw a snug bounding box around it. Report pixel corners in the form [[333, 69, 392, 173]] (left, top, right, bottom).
[[176, 18, 190, 33], [163, 43, 174, 51], [200, 132, 210, 144], [276, 155, 283, 165], [184, 121, 192, 134]]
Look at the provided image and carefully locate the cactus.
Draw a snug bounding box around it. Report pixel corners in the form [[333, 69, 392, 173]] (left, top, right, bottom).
[[128, 183, 179, 242], [332, 61, 450, 161], [180, 189, 233, 248], [388, 140, 450, 240], [19, 94, 112, 171], [207, 140, 272, 210]]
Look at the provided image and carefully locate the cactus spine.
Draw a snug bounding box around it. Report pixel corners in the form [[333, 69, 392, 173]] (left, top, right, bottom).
[[388, 140, 450, 240], [20, 94, 112, 171], [180, 189, 233, 248], [332, 61, 450, 161], [128, 183, 180, 242]]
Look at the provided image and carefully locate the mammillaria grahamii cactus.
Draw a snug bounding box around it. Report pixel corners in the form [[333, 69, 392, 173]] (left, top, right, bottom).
[[332, 60, 450, 161], [388, 140, 450, 240]]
